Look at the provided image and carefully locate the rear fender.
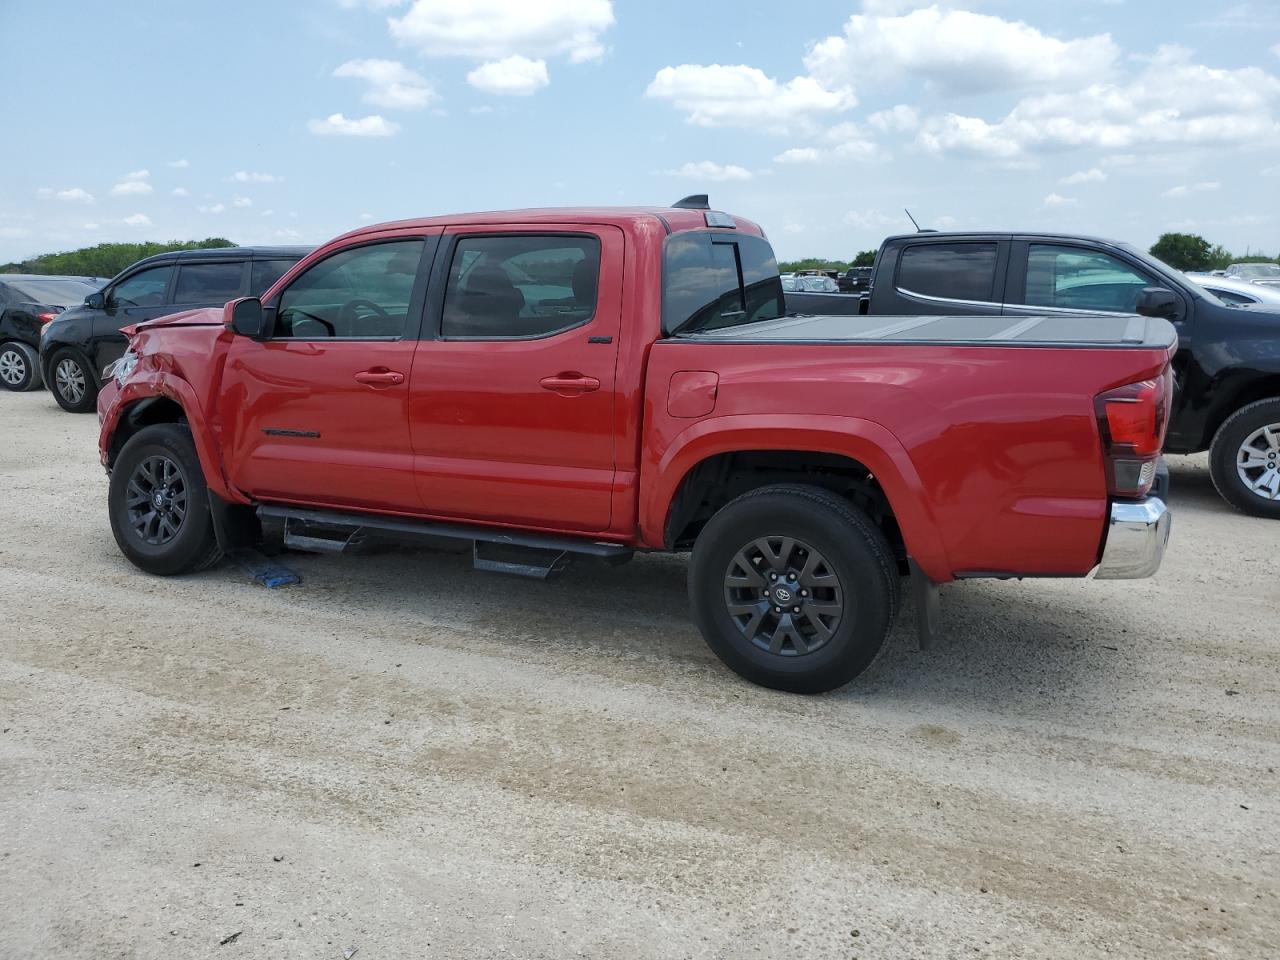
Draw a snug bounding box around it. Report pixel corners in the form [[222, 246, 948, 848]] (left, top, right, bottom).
[[641, 414, 952, 582]]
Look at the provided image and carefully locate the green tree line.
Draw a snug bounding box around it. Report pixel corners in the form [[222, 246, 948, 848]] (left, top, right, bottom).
[[778, 250, 876, 274], [1, 238, 235, 279], [1148, 233, 1278, 272]]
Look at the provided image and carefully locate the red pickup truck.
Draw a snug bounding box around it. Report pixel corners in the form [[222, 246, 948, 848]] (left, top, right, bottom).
[[97, 199, 1175, 692]]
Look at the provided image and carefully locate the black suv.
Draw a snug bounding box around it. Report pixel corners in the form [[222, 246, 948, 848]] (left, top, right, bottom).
[[41, 245, 311, 412]]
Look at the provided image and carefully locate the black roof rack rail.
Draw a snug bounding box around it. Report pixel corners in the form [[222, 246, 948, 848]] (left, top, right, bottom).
[[672, 194, 710, 210]]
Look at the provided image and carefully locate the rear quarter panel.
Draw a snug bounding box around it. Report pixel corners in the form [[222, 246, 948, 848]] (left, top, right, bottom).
[[642, 340, 1173, 581]]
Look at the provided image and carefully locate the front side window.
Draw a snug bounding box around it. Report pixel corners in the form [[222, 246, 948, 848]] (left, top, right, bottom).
[[664, 232, 784, 335], [109, 265, 173, 308], [274, 240, 424, 339], [173, 261, 245, 305], [897, 242, 998, 302], [1024, 245, 1152, 313], [441, 235, 601, 339]]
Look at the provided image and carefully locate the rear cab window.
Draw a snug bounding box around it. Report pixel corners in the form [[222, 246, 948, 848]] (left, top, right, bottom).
[[896, 242, 998, 302], [664, 231, 784, 335]]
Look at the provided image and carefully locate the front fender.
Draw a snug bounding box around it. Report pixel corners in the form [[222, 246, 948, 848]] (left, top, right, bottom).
[[98, 372, 244, 504], [639, 414, 953, 582]]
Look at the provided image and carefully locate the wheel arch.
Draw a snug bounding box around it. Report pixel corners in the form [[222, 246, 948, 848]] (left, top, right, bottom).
[[1206, 373, 1280, 448], [641, 415, 952, 582]]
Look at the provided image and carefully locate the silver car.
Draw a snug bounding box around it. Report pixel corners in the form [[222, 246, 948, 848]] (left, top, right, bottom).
[[1224, 262, 1280, 286], [1186, 273, 1280, 306]]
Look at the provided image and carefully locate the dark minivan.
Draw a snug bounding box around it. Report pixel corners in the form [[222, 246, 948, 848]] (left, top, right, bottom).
[[41, 245, 311, 412]]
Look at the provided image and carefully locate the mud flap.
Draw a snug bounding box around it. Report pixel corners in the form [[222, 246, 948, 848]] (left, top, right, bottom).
[[909, 558, 942, 650]]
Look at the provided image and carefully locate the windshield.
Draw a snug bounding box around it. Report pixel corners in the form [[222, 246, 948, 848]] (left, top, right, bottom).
[[4, 277, 100, 306], [1233, 263, 1280, 279], [663, 231, 784, 335]]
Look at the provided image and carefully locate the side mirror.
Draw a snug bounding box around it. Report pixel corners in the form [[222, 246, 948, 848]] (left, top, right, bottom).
[[1135, 287, 1180, 320], [86, 291, 105, 309], [226, 297, 268, 339]]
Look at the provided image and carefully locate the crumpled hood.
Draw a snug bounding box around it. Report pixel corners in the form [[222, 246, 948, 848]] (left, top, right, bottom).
[[136, 307, 225, 329]]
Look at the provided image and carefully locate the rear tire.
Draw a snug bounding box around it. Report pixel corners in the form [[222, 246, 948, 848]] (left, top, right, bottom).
[[109, 424, 222, 575], [48, 347, 98, 413], [1209, 398, 1280, 519], [0, 341, 41, 391], [689, 484, 900, 693]]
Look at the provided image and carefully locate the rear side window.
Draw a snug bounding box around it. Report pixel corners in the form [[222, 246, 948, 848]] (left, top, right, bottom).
[[251, 259, 296, 295], [441, 235, 600, 339], [664, 232, 784, 335], [897, 242, 998, 302], [173, 261, 245, 305]]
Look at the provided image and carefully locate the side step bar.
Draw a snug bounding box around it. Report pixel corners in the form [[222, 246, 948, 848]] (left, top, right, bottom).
[[260, 505, 633, 579]]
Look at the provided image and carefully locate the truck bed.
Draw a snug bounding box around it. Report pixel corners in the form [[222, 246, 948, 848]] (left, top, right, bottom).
[[679, 313, 1177, 349]]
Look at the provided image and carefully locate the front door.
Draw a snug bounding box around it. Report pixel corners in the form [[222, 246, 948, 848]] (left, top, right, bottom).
[[95, 263, 177, 378], [408, 225, 623, 533], [219, 235, 436, 514]]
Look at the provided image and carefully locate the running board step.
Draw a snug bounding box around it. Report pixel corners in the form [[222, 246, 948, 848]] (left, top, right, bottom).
[[260, 505, 634, 567]]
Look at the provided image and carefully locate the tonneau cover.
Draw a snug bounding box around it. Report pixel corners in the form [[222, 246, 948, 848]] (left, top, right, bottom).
[[678, 313, 1178, 349]]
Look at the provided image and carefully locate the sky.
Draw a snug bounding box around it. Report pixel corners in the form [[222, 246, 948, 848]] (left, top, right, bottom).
[[2, 0, 1278, 264]]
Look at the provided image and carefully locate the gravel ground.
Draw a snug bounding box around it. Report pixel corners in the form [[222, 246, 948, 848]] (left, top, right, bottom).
[[1, 388, 1277, 959]]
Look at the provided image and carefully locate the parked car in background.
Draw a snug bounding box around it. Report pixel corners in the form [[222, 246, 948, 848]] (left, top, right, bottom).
[[847, 231, 1280, 517], [797, 275, 840, 292], [41, 245, 311, 413], [838, 266, 872, 293], [96, 200, 1174, 692], [780, 276, 801, 292], [1224, 263, 1280, 286], [0, 275, 102, 392], [1186, 273, 1280, 307]]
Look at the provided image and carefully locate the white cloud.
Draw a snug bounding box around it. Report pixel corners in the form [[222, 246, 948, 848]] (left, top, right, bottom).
[[38, 186, 95, 203], [389, 0, 614, 63], [198, 203, 226, 214], [82, 223, 99, 231], [645, 64, 854, 132], [1163, 181, 1221, 197], [467, 55, 549, 95], [232, 196, 253, 208], [111, 180, 152, 196], [824, 121, 879, 159], [783, 223, 805, 234], [274, 228, 304, 240], [168, 159, 190, 169], [1272, 42, 1280, 57], [230, 170, 280, 183], [868, 104, 919, 132], [1042, 193, 1077, 208], [123, 213, 151, 226], [917, 46, 1280, 158], [774, 147, 822, 164], [171, 187, 190, 197], [338, 0, 405, 8], [844, 209, 908, 230], [661, 161, 753, 182], [360, 213, 374, 220], [805, 7, 1119, 96], [308, 113, 400, 136], [1060, 168, 1106, 185], [110, 169, 153, 196], [334, 58, 438, 109]]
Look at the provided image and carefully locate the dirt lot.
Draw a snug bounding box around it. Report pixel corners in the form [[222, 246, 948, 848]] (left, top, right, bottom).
[[1, 389, 1277, 959]]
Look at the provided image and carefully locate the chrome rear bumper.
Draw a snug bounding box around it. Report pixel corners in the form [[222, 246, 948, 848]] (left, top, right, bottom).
[[1094, 497, 1172, 580]]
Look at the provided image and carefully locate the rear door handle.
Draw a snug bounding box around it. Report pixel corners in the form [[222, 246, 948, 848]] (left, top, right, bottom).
[[540, 374, 601, 394], [354, 369, 405, 387]]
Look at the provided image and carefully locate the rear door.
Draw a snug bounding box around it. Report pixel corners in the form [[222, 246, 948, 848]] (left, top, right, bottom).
[[874, 238, 1008, 316], [407, 224, 624, 532], [219, 233, 438, 513]]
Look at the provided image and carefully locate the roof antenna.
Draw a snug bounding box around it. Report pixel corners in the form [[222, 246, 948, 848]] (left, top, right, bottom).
[[904, 208, 922, 231], [673, 194, 710, 210]]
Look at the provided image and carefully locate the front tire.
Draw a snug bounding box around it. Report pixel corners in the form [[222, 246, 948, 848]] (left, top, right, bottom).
[[48, 347, 98, 413], [109, 424, 222, 575], [0, 341, 41, 391], [689, 484, 900, 693], [1209, 398, 1280, 519]]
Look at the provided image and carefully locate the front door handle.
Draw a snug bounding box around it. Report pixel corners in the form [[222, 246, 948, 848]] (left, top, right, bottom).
[[354, 369, 405, 387], [540, 373, 601, 395]]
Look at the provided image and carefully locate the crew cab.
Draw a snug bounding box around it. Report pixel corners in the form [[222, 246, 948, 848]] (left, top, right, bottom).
[[96, 200, 1176, 693], [794, 232, 1280, 518]]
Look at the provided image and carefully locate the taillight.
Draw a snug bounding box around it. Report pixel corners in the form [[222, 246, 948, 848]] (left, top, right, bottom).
[[38, 312, 58, 324], [1094, 373, 1171, 498]]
